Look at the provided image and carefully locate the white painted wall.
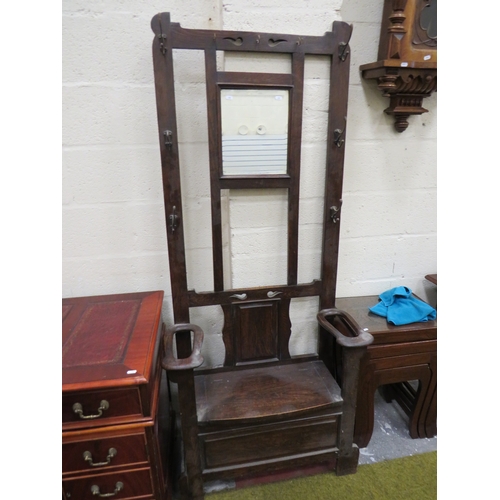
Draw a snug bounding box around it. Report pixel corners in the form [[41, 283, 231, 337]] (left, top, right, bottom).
[[62, 0, 437, 368]]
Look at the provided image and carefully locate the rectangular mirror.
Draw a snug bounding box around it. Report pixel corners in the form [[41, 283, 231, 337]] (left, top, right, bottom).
[[220, 88, 289, 176]]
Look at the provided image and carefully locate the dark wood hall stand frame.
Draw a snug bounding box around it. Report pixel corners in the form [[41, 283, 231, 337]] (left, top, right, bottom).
[[334, 295, 437, 447], [150, 13, 373, 500]]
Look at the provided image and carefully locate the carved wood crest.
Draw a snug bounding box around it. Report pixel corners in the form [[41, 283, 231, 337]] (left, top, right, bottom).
[[360, 0, 437, 132]]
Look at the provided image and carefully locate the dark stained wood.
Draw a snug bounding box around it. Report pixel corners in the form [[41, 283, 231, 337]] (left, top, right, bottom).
[[162, 323, 204, 371], [195, 360, 342, 424], [317, 308, 374, 347], [320, 21, 352, 310], [202, 446, 338, 483], [217, 72, 293, 87], [234, 301, 279, 363], [421, 367, 437, 437], [205, 48, 225, 292], [357, 363, 431, 446], [152, 15, 190, 331], [335, 294, 437, 345], [425, 273, 437, 285], [287, 51, 305, 285], [200, 414, 339, 470], [222, 298, 293, 367], [221, 304, 235, 366], [219, 175, 291, 190], [62, 291, 171, 500], [168, 369, 205, 499], [150, 14, 372, 498], [334, 295, 437, 446], [152, 16, 205, 497], [150, 18, 338, 55], [277, 298, 292, 359], [187, 280, 322, 307]]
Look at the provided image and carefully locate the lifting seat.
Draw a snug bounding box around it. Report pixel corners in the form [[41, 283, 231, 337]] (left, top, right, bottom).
[[150, 13, 373, 499]]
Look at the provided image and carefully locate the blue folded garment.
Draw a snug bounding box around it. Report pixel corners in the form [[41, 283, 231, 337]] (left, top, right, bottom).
[[369, 286, 436, 326]]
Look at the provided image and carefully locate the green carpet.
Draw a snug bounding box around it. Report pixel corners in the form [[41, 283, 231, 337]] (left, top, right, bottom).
[[207, 452, 437, 500]]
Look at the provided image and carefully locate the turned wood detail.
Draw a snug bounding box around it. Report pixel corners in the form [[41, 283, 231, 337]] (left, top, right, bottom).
[[378, 71, 436, 95], [386, 0, 408, 59], [360, 0, 437, 132], [378, 71, 437, 132]]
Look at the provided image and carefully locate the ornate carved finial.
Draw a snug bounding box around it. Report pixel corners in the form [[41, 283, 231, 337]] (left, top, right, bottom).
[[359, 0, 437, 132], [388, 0, 408, 33], [393, 115, 410, 133], [387, 0, 408, 58], [382, 84, 434, 133]]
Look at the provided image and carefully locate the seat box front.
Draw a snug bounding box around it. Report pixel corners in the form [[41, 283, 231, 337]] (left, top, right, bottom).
[[199, 413, 340, 472]]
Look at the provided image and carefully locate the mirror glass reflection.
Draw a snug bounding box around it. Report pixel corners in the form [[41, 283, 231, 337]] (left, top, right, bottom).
[[220, 88, 289, 176]]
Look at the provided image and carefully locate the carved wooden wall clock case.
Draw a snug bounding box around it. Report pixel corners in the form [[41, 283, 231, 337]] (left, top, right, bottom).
[[360, 0, 437, 132]]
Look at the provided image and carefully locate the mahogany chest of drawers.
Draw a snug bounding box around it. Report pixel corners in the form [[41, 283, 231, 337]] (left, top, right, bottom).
[[62, 291, 171, 500]]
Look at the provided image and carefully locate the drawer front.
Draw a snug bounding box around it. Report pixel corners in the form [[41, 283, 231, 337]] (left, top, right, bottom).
[[63, 432, 148, 474], [62, 468, 153, 500], [200, 416, 338, 469], [62, 388, 143, 426], [368, 339, 437, 360]]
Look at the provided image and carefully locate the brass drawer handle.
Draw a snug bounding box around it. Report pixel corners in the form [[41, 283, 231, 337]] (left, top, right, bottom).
[[91, 482, 123, 497], [72, 400, 109, 420], [83, 448, 117, 467]]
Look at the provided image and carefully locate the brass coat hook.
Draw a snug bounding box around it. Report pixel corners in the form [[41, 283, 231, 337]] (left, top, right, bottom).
[[338, 24, 353, 61], [333, 117, 347, 148]]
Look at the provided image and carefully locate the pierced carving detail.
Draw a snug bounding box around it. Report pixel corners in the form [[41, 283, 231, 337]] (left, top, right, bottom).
[[224, 37, 243, 46], [268, 38, 287, 47]]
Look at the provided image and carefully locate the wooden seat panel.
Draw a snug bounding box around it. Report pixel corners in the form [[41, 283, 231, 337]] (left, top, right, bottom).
[[195, 360, 342, 424]]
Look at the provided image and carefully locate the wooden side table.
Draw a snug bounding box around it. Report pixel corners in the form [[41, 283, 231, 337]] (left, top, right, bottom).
[[335, 295, 437, 448], [62, 291, 172, 500]]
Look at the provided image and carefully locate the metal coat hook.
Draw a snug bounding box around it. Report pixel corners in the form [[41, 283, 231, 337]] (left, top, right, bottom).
[[338, 24, 353, 61], [230, 293, 248, 301], [158, 15, 167, 55], [164, 129, 173, 148], [169, 206, 179, 233], [333, 117, 347, 148], [330, 200, 343, 224]]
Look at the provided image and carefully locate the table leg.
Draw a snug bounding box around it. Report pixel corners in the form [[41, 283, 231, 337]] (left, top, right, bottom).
[[417, 354, 436, 438], [355, 362, 432, 447]]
